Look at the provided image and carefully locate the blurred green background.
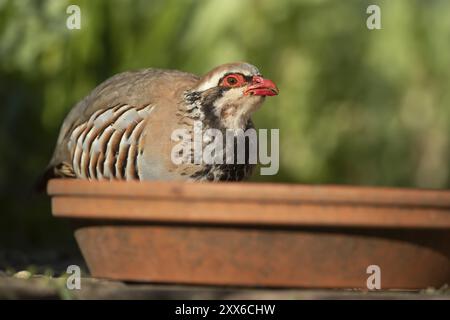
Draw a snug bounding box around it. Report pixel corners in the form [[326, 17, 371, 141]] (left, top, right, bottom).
[[0, 0, 449, 251]]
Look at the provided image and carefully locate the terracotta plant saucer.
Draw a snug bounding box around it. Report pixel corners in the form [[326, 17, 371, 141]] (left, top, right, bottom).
[[47, 179, 450, 289]]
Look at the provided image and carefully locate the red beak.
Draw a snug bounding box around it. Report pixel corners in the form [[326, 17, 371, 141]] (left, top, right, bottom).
[[244, 75, 279, 97]]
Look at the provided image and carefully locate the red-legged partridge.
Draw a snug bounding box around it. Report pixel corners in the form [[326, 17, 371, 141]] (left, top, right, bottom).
[[40, 62, 278, 187]]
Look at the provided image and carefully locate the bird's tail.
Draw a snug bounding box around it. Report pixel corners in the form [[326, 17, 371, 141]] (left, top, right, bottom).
[[33, 166, 57, 194]]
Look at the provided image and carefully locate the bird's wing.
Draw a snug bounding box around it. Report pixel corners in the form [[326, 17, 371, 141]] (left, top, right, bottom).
[[36, 68, 198, 190]]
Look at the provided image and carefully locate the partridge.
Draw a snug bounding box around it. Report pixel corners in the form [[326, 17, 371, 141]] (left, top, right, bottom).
[[39, 62, 278, 189]]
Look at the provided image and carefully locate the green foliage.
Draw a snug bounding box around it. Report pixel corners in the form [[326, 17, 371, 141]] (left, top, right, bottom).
[[0, 0, 449, 246]]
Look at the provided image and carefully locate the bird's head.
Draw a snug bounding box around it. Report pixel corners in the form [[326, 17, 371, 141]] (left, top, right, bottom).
[[185, 62, 279, 129]]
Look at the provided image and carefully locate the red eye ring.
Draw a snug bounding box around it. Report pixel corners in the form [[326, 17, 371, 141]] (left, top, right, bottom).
[[221, 74, 246, 88]]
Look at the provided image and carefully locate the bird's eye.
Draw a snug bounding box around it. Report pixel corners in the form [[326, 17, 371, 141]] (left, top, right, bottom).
[[226, 76, 238, 86], [221, 74, 245, 88]]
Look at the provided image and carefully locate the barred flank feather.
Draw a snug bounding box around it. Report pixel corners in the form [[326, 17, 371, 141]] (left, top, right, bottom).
[[69, 104, 154, 181]]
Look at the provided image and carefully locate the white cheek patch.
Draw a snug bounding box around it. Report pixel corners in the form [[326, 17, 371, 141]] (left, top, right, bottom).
[[212, 88, 245, 115], [217, 87, 246, 105], [213, 89, 263, 129]]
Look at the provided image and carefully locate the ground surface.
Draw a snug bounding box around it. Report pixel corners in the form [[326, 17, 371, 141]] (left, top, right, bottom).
[[1, 250, 449, 300], [0, 273, 449, 300]]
